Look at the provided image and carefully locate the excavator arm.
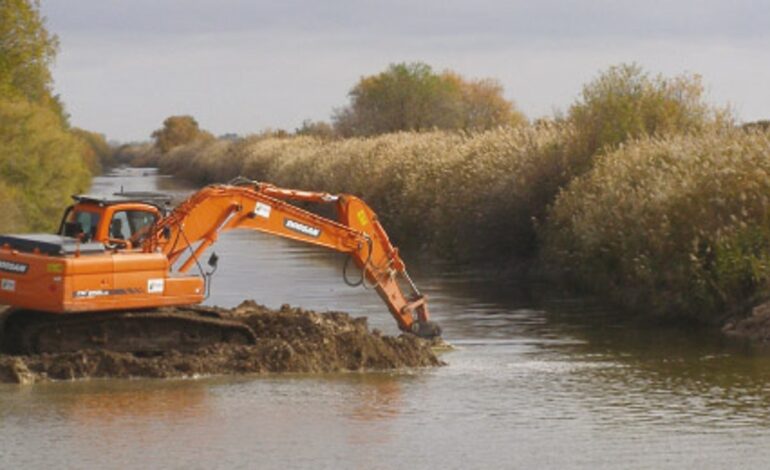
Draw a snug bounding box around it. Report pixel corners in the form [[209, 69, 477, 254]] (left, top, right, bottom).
[[144, 179, 440, 337]]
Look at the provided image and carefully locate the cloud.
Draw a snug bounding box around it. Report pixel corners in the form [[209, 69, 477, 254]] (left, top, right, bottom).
[[41, 0, 770, 141], [43, 0, 770, 39]]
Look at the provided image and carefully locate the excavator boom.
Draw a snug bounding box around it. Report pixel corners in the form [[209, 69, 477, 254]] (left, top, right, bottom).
[[146, 179, 437, 336]]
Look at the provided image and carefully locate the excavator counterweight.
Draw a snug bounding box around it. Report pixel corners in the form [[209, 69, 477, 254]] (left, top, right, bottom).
[[0, 179, 440, 354]]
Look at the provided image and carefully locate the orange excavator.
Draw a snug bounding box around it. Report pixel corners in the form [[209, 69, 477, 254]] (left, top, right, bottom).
[[0, 178, 440, 354]]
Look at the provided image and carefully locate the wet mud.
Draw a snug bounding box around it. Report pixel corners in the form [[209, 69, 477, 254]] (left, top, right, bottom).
[[0, 301, 444, 384], [722, 300, 770, 345]]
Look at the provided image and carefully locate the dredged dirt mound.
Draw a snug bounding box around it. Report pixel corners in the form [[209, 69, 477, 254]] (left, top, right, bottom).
[[722, 300, 770, 344], [0, 301, 444, 384]]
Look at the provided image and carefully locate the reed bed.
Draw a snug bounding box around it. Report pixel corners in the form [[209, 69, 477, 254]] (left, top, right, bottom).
[[155, 125, 770, 322], [545, 128, 770, 320], [158, 124, 581, 264]]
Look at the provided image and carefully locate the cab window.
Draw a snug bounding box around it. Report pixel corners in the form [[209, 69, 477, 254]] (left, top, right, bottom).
[[65, 210, 101, 242], [109, 210, 157, 242]]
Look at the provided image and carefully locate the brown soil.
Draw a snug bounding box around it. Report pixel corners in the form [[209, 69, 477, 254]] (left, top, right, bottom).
[[0, 301, 444, 384]]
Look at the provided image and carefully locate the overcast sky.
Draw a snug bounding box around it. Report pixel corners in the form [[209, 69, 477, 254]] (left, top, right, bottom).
[[41, 0, 770, 142]]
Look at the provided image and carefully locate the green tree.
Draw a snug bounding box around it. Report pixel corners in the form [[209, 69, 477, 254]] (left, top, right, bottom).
[[333, 62, 524, 136], [0, 0, 93, 233], [295, 119, 335, 138], [112, 142, 158, 167], [0, 98, 90, 231], [442, 72, 527, 130], [71, 127, 113, 173], [742, 120, 770, 132], [568, 63, 724, 157], [0, 0, 60, 110], [151, 115, 213, 153]]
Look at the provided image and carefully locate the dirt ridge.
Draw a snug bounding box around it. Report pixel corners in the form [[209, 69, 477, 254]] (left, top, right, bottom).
[[0, 301, 444, 384]]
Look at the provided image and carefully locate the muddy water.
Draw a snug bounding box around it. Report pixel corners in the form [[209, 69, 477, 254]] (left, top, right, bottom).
[[3, 168, 770, 469]]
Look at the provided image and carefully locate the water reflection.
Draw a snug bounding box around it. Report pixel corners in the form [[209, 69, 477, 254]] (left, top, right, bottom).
[[338, 374, 404, 423], [0, 379, 212, 423], [390, 258, 770, 432], [91, 167, 194, 202]]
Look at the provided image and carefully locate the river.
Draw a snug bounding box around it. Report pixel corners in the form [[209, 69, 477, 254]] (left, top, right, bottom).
[[2, 167, 770, 469]]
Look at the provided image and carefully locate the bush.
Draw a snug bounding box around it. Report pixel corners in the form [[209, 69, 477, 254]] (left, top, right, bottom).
[[0, 98, 91, 231], [544, 128, 770, 321], [333, 62, 525, 136], [567, 63, 727, 160], [0, 0, 59, 110], [71, 127, 113, 173], [111, 142, 153, 166], [151, 115, 213, 153], [160, 138, 240, 184], [295, 119, 336, 139], [0, 181, 24, 232]]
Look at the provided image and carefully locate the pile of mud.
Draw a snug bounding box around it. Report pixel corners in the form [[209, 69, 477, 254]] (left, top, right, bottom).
[[0, 301, 444, 384], [723, 301, 770, 344]]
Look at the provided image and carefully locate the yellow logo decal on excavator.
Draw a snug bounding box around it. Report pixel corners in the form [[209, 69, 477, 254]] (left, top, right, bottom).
[[47, 263, 63, 273], [356, 210, 369, 226]]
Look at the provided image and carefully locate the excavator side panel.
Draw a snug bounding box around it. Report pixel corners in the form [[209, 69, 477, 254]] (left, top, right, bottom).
[[0, 248, 68, 312], [63, 252, 204, 312], [0, 247, 204, 314]]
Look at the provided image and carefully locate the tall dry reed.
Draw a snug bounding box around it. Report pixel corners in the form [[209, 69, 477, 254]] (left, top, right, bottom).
[[156, 124, 770, 322], [159, 124, 580, 265], [545, 128, 770, 320]]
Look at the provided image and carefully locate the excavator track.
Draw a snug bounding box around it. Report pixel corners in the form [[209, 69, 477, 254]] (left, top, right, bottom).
[[0, 308, 257, 355]]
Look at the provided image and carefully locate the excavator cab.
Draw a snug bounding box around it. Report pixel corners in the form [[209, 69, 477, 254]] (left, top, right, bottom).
[[0, 191, 204, 316], [60, 207, 100, 242], [57, 194, 168, 248]]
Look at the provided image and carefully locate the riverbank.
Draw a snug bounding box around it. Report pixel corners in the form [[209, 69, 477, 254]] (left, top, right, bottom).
[[723, 300, 770, 345], [0, 301, 443, 384]]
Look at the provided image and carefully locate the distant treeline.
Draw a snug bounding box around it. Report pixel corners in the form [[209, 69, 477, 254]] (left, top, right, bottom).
[[0, 0, 114, 232], [123, 62, 770, 324], [114, 61, 528, 166]]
